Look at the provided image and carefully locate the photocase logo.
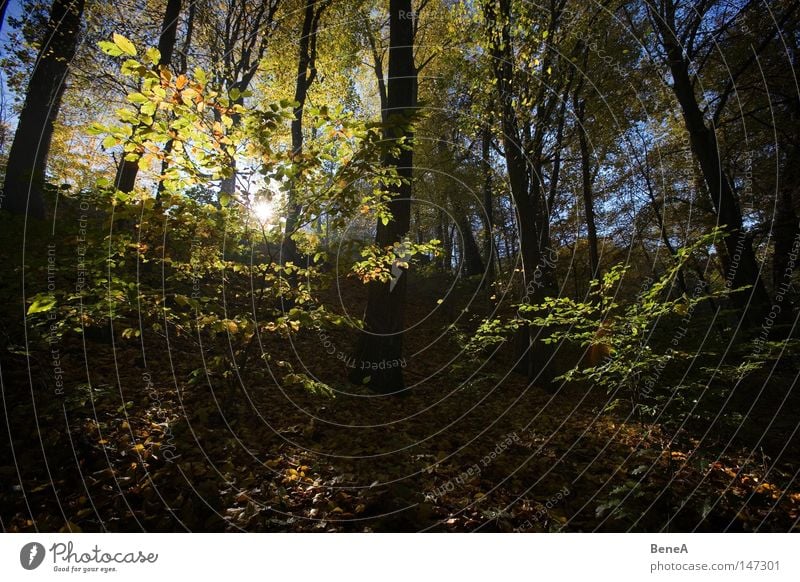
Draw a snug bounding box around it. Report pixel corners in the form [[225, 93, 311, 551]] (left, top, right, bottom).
[[20, 542, 46, 570]]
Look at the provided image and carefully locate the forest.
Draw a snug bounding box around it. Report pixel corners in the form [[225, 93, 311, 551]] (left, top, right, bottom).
[[0, 0, 798, 533]]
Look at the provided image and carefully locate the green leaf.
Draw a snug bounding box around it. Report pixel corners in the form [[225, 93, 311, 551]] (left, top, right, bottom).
[[101, 135, 118, 149], [145, 47, 161, 66], [120, 59, 144, 76], [98, 40, 123, 57], [28, 295, 57, 315], [127, 92, 148, 104], [219, 193, 232, 207], [113, 33, 137, 57], [86, 123, 107, 135]]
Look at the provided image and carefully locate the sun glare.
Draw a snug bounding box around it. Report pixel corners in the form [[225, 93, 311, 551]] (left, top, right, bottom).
[[253, 199, 274, 223]]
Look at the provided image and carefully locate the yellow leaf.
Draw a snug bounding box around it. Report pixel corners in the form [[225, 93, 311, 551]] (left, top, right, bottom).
[[113, 33, 137, 57]]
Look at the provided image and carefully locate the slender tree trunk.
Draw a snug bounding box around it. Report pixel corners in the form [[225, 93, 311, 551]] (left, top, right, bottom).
[[772, 159, 799, 325], [115, 0, 182, 193], [2, 0, 85, 219], [438, 210, 453, 271], [642, 167, 689, 295], [574, 95, 599, 282], [484, 0, 554, 380], [455, 208, 484, 277], [158, 0, 195, 199], [283, 0, 328, 266], [350, 0, 416, 393], [481, 127, 495, 283]]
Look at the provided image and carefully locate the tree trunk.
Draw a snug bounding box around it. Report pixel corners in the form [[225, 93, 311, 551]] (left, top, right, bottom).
[[456, 208, 484, 277], [436, 210, 451, 271], [158, 0, 195, 199], [483, 0, 547, 379], [115, 0, 182, 193], [481, 127, 495, 283], [772, 161, 799, 325], [349, 0, 416, 393], [2, 0, 85, 219], [574, 95, 599, 282], [283, 0, 328, 266]]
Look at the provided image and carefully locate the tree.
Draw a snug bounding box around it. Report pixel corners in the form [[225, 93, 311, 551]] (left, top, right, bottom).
[[573, 46, 600, 284], [481, 0, 578, 379], [349, 0, 416, 392], [200, 0, 282, 199], [646, 0, 771, 322], [1, 0, 85, 219], [113, 0, 183, 193], [282, 0, 331, 266]]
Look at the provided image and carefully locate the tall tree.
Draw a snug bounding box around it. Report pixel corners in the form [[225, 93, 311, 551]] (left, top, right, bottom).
[[113, 0, 183, 193], [350, 0, 416, 392], [282, 0, 330, 266], [203, 0, 281, 199], [573, 50, 600, 283], [482, 0, 576, 378], [647, 0, 771, 321], [2, 0, 85, 219], [481, 127, 496, 282], [157, 0, 196, 198]]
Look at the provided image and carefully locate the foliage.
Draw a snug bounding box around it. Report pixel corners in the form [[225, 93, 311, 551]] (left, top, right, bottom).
[[21, 35, 409, 401], [351, 238, 441, 284]]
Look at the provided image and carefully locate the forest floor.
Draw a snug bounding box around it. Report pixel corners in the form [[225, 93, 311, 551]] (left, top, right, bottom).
[[1, 275, 799, 532]]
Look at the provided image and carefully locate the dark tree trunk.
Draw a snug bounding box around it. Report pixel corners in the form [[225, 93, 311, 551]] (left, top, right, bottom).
[[283, 0, 328, 266], [211, 0, 280, 202], [574, 96, 599, 282], [641, 162, 689, 296], [484, 0, 555, 381], [436, 210, 451, 271], [218, 169, 237, 198], [456, 209, 484, 277], [481, 127, 495, 283], [654, 3, 769, 323], [2, 0, 85, 219], [158, 0, 195, 199], [349, 0, 416, 393], [115, 0, 182, 193], [772, 162, 799, 325], [483, 0, 541, 284]]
